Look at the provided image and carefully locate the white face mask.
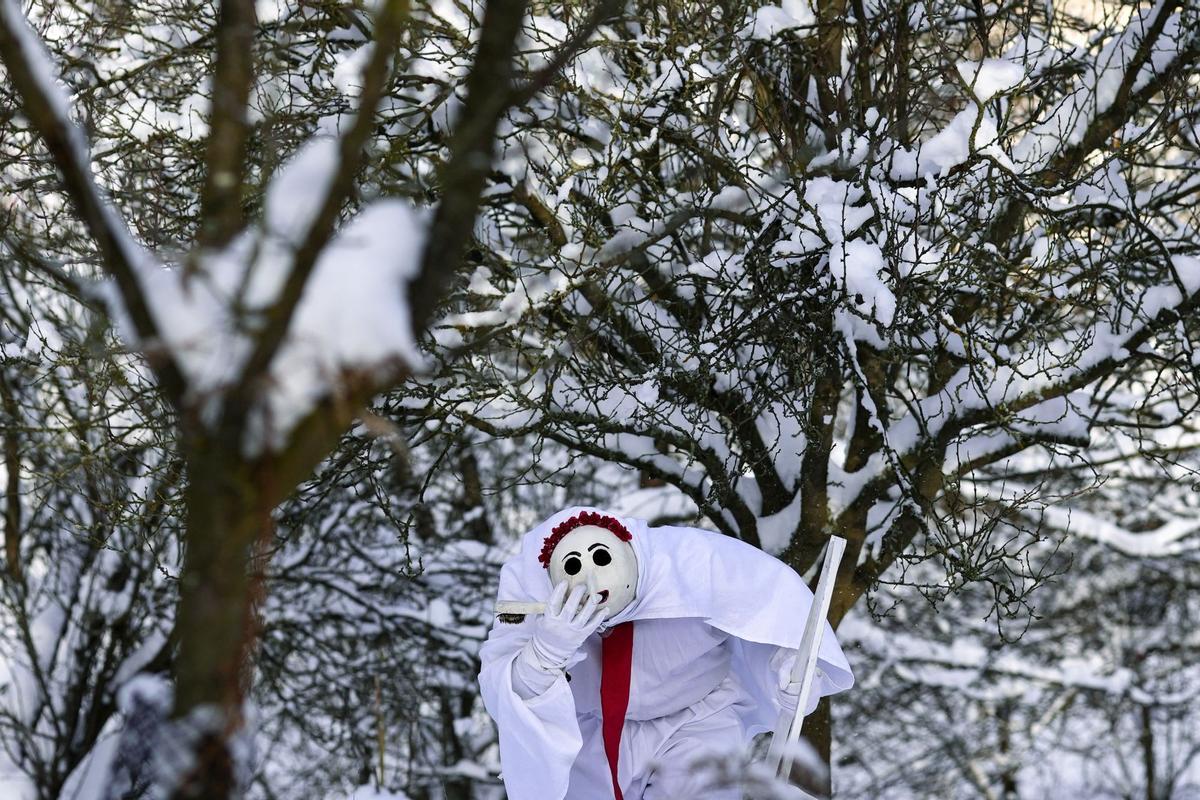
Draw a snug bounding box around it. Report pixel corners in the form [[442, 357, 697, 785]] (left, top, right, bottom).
[[547, 525, 638, 616]]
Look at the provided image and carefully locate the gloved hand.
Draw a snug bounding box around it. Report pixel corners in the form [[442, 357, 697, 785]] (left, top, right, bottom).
[[771, 646, 803, 713], [511, 582, 609, 699], [771, 646, 828, 714]]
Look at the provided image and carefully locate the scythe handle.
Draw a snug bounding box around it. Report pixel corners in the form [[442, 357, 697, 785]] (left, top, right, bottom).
[[765, 536, 846, 787]]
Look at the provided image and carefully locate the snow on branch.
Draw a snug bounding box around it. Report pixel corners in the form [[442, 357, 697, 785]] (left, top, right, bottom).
[[233, 0, 410, 394], [139, 170, 427, 451], [842, 255, 1200, 513], [991, 490, 1200, 558], [841, 616, 1196, 706], [739, 0, 816, 41], [1, 0, 428, 454], [1013, 0, 1197, 171]]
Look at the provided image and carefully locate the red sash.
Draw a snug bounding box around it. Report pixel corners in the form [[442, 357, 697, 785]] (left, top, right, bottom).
[[599, 622, 634, 800]]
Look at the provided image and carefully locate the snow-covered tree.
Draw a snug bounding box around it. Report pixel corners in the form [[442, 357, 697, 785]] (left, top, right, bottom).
[[5, 0, 1200, 796], [410, 0, 1200, 789], [0, 276, 178, 800], [0, 0, 620, 795]]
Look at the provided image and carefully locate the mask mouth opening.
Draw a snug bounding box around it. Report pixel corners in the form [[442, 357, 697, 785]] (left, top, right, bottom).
[[597, 590, 610, 603]]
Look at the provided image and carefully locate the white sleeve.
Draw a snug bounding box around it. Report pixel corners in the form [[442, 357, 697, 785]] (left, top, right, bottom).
[[479, 612, 583, 800], [511, 641, 563, 699]]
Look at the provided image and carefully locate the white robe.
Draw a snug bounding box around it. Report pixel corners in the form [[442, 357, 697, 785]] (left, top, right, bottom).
[[478, 506, 855, 800]]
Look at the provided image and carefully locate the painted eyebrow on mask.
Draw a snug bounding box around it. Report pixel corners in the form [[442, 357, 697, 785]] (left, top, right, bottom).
[[564, 551, 581, 558], [587, 543, 609, 551]]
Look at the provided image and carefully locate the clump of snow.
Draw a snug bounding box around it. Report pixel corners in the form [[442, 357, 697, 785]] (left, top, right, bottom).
[[467, 266, 503, 296], [568, 147, 594, 168], [897, 234, 945, 277], [711, 185, 752, 212], [815, 179, 871, 238], [116, 673, 173, 716], [888, 107, 1009, 180], [1171, 254, 1200, 294], [741, 0, 815, 40], [829, 239, 895, 327], [333, 43, 375, 98], [264, 137, 340, 250], [687, 249, 735, 279], [1072, 159, 1130, 207], [956, 58, 1025, 102]]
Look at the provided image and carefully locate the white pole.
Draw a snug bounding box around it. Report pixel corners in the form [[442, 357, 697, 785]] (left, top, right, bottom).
[[494, 601, 547, 616], [765, 535, 846, 786]]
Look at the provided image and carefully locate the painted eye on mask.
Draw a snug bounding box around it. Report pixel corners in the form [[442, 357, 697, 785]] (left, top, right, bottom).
[[592, 549, 612, 566], [564, 556, 582, 575]]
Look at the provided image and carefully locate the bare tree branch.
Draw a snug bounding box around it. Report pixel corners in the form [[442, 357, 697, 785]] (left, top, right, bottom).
[[230, 0, 410, 419]]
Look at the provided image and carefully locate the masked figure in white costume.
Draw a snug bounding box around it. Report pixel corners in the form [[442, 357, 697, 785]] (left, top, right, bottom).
[[478, 506, 854, 800]]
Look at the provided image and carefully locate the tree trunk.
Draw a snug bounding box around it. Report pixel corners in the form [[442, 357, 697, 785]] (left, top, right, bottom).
[[168, 437, 273, 800], [1140, 704, 1155, 800], [439, 688, 471, 800]]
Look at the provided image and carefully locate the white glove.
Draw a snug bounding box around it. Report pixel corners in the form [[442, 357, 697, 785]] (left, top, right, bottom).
[[771, 646, 825, 714], [771, 646, 803, 713], [511, 582, 608, 699]]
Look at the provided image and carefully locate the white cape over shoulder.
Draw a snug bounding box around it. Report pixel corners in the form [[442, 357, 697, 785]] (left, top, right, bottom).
[[478, 505, 855, 800]]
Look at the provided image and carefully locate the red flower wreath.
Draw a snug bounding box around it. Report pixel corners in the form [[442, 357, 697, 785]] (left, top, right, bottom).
[[538, 511, 632, 568]]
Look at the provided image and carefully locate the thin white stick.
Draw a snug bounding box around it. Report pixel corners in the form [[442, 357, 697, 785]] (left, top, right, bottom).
[[765, 536, 846, 784]]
